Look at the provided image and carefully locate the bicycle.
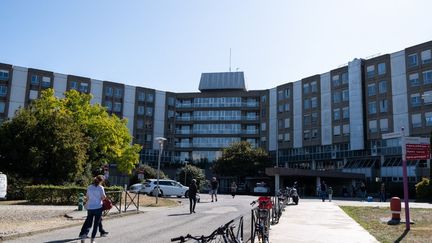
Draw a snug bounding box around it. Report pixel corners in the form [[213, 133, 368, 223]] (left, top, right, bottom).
[[171, 219, 242, 243], [250, 197, 272, 243]]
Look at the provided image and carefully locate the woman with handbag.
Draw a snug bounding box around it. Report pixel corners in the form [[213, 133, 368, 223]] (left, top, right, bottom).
[[79, 175, 106, 243]]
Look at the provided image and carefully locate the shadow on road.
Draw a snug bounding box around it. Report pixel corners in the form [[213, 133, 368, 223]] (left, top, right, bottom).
[[168, 213, 191, 216], [394, 229, 409, 243], [44, 237, 81, 243]]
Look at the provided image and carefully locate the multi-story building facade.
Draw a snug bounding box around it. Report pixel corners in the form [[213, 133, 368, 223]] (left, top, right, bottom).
[[1, 41, 431, 190]]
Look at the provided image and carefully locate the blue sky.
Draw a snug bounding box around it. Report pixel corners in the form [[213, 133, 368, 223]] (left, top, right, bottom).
[[1, 0, 432, 92]]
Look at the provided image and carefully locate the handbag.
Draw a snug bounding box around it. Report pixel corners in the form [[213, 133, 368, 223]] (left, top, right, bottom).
[[102, 198, 113, 210]]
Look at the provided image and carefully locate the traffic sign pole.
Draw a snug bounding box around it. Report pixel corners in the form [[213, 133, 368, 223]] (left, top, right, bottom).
[[400, 128, 410, 230]]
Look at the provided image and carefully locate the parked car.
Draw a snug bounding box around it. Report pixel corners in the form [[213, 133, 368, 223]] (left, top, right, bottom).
[[140, 179, 189, 198], [253, 182, 270, 194], [129, 183, 144, 193]]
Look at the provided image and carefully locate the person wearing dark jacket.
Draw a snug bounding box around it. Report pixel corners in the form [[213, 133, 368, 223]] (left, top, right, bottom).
[[189, 179, 198, 214]]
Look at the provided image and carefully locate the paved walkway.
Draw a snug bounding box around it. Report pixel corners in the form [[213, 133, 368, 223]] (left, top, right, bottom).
[[271, 199, 379, 243]]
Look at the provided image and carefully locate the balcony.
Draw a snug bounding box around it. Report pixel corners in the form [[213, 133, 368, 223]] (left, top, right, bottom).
[[175, 143, 192, 148]]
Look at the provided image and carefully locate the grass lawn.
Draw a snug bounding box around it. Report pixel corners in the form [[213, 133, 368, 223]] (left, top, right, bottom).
[[341, 206, 432, 243]]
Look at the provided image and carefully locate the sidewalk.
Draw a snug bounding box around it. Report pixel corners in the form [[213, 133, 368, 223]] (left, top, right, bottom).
[[270, 199, 378, 243]]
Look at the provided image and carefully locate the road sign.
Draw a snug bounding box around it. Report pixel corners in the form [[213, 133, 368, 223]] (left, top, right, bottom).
[[406, 144, 431, 160]]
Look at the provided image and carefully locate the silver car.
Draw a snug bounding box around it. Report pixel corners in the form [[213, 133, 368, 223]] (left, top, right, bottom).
[[140, 179, 189, 198]]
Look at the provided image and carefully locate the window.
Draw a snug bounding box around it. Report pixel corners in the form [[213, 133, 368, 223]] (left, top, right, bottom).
[[333, 108, 340, 121], [303, 115, 311, 126], [79, 83, 89, 93], [379, 80, 387, 93], [278, 104, 284, 113], [278, 90, 284, 101], [147, 93, 154, 102], [424, 91, 432, 105], [377, 63, 386, 75], [369, 120, 377, 133], [343, 124, 350, 135], [412, 113, 421, 128], [284, 88, 290, 98], [284, 103, 290, 111], [137, 105, 145, 115], [105, 101, 112, 111], [408, 53, 418, 67], [368, 101, 377, 114], [334, 125, 341, 136], [278, 134, 283, 141], [332, 75, 340, 87], [167, 97, 175, 106], [284, 133, 290, 142], [261, 122, 266, 131], [311, 81, 318, 93], [31, 75, 40, 85], [262, 95, 267, 103], [380, 99, 388, 113], [425, 112, 432, 126], [0, 102, 5, 113], [70, 81, 78, 90], [138, 91, 145, 101], [421, 50, 431, 64], [380, 119, 389, 132], [29, 90, 38, 100], [342, 89, 349, 102], [41, 76, 51, 87], [367, 65, 375, 78], [278, 119, 283, 129], [0, 70, 9, 80], [303, 83, 310, 94], [368, 83, 376, 96], [114, 88, 122, 98], [311, 129, 318, 139], [411, 93, 421, 107], [303, 98, 311, 109], [284, 118, 290, 128], [342, 107, 349, 119], [311, 97, 318, 108], [409, 73, 420, 86], [146, 107, 153, 116], [0, 85, 7, 97], [311, 112, 318, 124], [105, 87, 113, 96], [341, 72, 348, 84], [113, 102, 122, 112], [303, 130, 310, 140], [423, 70, 432, 84], [333, 91, 341, 103]]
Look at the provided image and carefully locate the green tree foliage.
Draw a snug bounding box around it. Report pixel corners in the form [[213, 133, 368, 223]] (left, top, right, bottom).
[[212, 141, 272, 178], [176, 164, 206, 189], [139, 164, 168, 180], [0, 89, 141, 186]]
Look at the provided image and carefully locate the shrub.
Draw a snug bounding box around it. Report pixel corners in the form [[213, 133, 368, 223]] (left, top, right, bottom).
[[415, 178, 432, 202], [24, 185, 123, 205]]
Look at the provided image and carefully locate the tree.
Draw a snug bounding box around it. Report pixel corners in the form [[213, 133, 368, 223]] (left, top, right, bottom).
[[176, 164, 206, 189], [0, 89, 141, 185], [212, 141, 272, 178]]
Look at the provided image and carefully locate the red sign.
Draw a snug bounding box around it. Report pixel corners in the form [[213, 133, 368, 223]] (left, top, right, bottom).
[[406, 144, 431, 160]]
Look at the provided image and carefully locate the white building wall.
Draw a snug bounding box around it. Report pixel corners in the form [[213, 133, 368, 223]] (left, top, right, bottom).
[[348, 59, 365, 150], [8, 66, 27, 118], [153, 90, 166, 150], [320, 72, 332, 145], [293, 81, 303, 148], [268, 88, 277, 151], [390, 50, 410, 135], [123, 85, 136, 135], [90, 79, 103, 105], [53, 73, 67, 98]]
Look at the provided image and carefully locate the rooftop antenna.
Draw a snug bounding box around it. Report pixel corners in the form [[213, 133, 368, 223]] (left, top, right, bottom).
[[229, 48, 232, 72]]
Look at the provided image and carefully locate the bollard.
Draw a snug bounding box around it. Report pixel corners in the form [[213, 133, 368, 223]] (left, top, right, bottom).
[[78, 192, 84, 211], [388, 197, 401, 225]]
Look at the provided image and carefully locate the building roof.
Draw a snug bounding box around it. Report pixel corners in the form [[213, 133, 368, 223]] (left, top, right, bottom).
[[198, 72, 246, 92]]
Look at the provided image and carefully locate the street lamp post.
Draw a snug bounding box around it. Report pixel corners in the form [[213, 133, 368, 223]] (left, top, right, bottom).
[[155, 137, 167, 205]]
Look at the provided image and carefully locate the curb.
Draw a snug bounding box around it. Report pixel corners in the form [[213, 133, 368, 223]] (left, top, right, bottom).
[[0, 210, 143, 241]]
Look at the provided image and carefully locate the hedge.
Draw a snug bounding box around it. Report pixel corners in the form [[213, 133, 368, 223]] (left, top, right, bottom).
[[24, 185, 123, 205]]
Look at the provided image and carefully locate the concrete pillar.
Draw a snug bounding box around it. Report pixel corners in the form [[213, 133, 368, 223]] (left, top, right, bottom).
[[312, 160, 316, 170], [275, 174, 280, 192], [316, 176, 321, 196]]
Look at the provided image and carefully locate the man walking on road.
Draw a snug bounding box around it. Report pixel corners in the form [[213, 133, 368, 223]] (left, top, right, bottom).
[[210, 177, 218, 202], [189, 179, 198, 214]]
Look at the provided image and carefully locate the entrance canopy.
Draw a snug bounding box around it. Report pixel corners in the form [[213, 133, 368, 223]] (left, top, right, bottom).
[[265, 167, 364, 179]]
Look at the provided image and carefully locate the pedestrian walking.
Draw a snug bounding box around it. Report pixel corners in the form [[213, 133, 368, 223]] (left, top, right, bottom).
[[230, 182, 237, 198], [189, 179, 198, 214], [360, 182, 367, 201], [210, 177, 219, 202], [379, 183, 386, 202], [328, 186, 333, 202], [320, 181, 327, 202], [79, 175, 106, 243]]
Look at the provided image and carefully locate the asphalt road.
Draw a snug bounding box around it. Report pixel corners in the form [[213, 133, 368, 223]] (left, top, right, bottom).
[[6, 194, 257, 243]]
